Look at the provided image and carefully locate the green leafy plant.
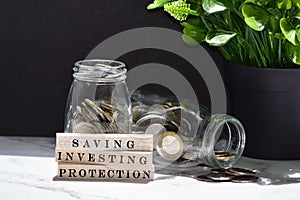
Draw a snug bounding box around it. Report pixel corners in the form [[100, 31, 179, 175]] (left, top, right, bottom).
[[147, 0, 300, 68]]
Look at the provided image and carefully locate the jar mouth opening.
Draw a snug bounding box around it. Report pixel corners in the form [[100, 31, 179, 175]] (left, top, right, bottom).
[[202, 114, 246, 169], [73, 59, 127, 82], [74, 59, 125, 70]]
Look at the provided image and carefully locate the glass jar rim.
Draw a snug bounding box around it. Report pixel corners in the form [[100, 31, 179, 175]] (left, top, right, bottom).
[[201, 114, 246, 168], [74, 59, 125, 70], [73, 59, 127, 83]]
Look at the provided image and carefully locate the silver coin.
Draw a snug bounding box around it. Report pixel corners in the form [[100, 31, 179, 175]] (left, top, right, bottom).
[[210, 168, 226, 174], [92, 122, 106, 133], [181, 150, 198, 161], [206, 173, 233, 181], [196, 175, 215, 182], [145, 123, 167, 149], [225, 168, 256, 176], [72, 122, 98, 133], [103, 122, 118, 134], [135, 114, 166, 131], [156, 131, 184, 161], [83, 99, 111, 122], [132, 105, 150, 122], [231, 175, 259, 183], [81, 102, 100, 121], [145, 123, 166, 136]]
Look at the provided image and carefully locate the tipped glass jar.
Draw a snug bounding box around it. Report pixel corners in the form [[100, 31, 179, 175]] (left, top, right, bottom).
[[64, 59, 132, 134], [132, 103, 245, 169]]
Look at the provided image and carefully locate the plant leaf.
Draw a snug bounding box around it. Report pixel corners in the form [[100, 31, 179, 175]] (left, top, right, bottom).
[[147, 0, 173, 9], [280, 18, 299, 45], [181, 18, 206, 44], [293, 0, 300, 8], [246, 0, 272, 6], [268, 8, 281, 32], [296, 10, 300, 20], [276, 0, 292, 10], [182, 28, 206, 44], [205, 30, 236, 46], [297, 25, 300, 42], [286, 42, 300, 64], [242, 3, 270, 31], [202, 0, 227, 13]]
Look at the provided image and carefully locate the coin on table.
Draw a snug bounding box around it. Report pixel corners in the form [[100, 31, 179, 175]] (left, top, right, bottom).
[[206, 173, 233, 181], [196, 175, 215, 182], [72, 122, 98, 133], [210, 168, 226, 174], [225, 167, 256, 176], [231, 175, 259, 183], [156, 131, 184, 161]]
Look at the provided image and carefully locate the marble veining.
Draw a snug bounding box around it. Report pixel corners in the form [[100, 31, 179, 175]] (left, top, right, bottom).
[[0, 136, 300, 200]]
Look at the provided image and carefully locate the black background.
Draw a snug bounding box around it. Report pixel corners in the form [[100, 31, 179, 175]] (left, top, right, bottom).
[[0, 0, 222, 137]]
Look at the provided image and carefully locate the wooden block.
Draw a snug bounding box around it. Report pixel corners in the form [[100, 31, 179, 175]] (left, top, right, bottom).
[[56, 133, 153, 151], [56, 149, 153, 166], [57, 163, 154, 182]]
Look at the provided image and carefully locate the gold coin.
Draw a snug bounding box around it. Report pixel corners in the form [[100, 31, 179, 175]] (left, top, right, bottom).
[[215, 151, 236, 161], [84, 99, 111, 122], [156, 131, 184, 161], [99, 102, 117, 114], [182, 150, 198, 161]]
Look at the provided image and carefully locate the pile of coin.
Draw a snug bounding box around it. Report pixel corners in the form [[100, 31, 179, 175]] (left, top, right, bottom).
[[132, 103, 201, 161], [196, 167, 260, 183], [71, 98, 120, 134]]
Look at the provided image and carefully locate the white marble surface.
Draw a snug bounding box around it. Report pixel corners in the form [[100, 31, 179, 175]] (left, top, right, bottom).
[[0, 136, 299, 200]]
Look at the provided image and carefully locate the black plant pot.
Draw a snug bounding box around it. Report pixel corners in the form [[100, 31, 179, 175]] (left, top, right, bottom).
[[222, 63, 300, 160]]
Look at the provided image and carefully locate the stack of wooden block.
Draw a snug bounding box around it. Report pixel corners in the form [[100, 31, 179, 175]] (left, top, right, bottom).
[[55, 133, 154, 182]]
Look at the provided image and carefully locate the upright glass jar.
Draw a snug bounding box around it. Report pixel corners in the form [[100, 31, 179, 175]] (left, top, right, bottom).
[[132, 103, 245, 169], [64, 59, 132, 134]]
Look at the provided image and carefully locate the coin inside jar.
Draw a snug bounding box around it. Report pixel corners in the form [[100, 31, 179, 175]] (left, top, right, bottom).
[[215, 151, 237, 162], [156, 131, 184, 161], [72, 121, 98, 133], [145, 123, 167, 144], [135, 114, 166, 130]]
